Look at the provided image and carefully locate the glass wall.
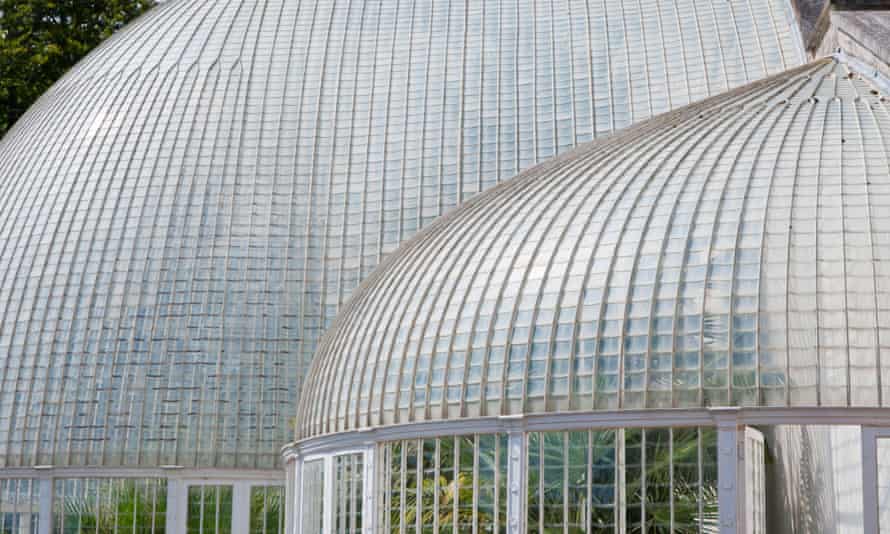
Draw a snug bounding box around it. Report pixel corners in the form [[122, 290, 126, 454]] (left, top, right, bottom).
[[53, 479, 166, 534], [186, 486, 232, 534], [379, 434, 508, 533], [301, 461, 325, 534], [0, 479, 39, 534], [526, 427, 717, 533], [249, 487, 283, 534]]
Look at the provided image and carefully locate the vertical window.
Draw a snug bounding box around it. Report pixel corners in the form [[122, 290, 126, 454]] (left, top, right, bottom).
[[249, 486, 283, 534], [301, 460, 325, 534], [0, 479, 39, 534], [527, 427, 717, 533], [333, 454, 363, 534], [379, 434, 507, 533], [186, 486, 232, 534], [53, 479, 166, 534]]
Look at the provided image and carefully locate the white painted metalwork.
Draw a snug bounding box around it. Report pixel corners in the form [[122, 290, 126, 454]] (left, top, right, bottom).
[[0, 472, 284, 534], [361, 445, 376, 534], [285, 458, 296, 534], [37, 478, 52, 534], [290, 457, 302, 534], [287, 407, 890, 534], [506, 432, 525, 534], [166, 478, 187, 534], [862, 426, 890, 534], [741, 427, 766, 534], [283, 406, 890, 459], [232, 481, 252, 534], [715, 417, 740, 534]]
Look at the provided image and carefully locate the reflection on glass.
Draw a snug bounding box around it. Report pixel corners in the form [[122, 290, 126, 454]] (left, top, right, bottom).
[[249, 486, 283, 534], [333, 454, 362, 534], [528, 427, 717, 533], [186, 486, 232, 534], [53, 479, 166, 534], [0, 480, 39, 534], [301, 460, 324, 534], [380, 434, 507, 533]]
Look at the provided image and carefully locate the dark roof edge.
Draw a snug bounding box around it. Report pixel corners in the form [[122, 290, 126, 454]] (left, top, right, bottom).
[[805, 3, 890, 83]]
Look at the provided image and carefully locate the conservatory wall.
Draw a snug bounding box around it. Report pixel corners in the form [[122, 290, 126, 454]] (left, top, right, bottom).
[[0, 472, 284, 534], [286, 408, 890, 534]]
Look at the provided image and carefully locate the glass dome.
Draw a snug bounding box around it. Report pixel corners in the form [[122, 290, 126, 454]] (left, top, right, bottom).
[[298, 58, 890, 440], [0, 0, 804, 469]]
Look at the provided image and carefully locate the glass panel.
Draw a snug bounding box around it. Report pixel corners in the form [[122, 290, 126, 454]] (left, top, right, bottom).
[[527, 427, 716, 533], [0, 480, 40, 534], [53, 479, 166, 534], [249, 486, 283, 534], [301, 460, 325, 534], [186, 486, 232, 534], [379, 434, 507, 533], [333, 454, 363, 534]]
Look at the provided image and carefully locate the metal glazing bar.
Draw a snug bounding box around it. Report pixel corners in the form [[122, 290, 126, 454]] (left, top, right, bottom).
[[862, 426, 881, 534], [167, 478, 187, 534], [286, 458, 297, 534], [232, 481, 251, 534], [716, 416, 740, 534], [363, 446, 375, 534], [506, 431, 525, 534], [324, 456, 335, 534], [38, 478, 52, 534]]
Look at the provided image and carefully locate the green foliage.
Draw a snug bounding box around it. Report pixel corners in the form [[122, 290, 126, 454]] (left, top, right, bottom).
[[0, 0, 155, 138], [60, 480, 166, 534], [249, 487, 282, 534]]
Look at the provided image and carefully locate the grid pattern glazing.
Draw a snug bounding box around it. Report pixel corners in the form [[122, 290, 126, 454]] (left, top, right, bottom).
[[53, 478, 166, 534], [249, 486, 283, 534], [526, 427, 717, 533], [0, 0, 803, 467], [379, 434, 507, 533], [332, 454, 362, 534], [299, 59, 890, 438], [186, 486, 232, 534], [0, 480, 39, 534]]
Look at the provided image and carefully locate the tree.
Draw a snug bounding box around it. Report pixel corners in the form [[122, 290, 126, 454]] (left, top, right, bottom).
[[0, 0, 155, 139]]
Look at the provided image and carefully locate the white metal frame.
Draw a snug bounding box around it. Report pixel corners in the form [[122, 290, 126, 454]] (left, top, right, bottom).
[[294, 446, 374, 534], [740, 427, 766, 534], [286, 406, 890, 534], [862, 426, 890, 533], [506, 431, 526, 534], [0, 468, 285, 534]]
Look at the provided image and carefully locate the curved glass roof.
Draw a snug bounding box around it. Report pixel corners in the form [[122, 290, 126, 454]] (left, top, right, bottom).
[[0, 0, 802, 468], [298, 59, 890, 440]]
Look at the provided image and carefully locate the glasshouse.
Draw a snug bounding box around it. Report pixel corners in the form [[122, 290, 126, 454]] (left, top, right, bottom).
[[291, 57, 890, 533], [0, 0, 888, 532]]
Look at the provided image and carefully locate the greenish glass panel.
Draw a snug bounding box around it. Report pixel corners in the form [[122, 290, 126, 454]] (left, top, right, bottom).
[[381, 434, 507, 533], [333, 454, 362, 534], [53, 479, 166, 534], [526, 427, 717, 533], [249, 486, 283, 534], [186, 485, 232, 534]]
